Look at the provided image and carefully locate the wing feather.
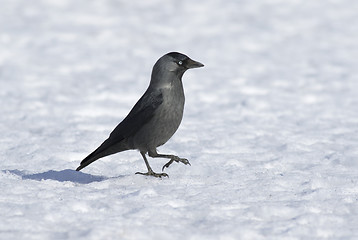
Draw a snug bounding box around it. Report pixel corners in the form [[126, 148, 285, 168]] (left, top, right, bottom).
[[76, 89, 163, 171]]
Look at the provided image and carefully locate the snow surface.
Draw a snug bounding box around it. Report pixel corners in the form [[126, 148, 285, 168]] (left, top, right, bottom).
[[1, 0, 358, 239]]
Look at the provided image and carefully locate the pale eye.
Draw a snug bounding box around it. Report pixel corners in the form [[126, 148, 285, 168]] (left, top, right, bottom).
[[178, 61, 183, 65]]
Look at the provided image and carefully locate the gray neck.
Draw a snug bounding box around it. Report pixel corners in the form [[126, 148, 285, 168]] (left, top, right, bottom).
[[149, 65, 185, 89]]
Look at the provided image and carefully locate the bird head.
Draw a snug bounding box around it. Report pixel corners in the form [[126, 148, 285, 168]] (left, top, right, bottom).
[[165, 52, 204, 71], [150, 52, 204, 87]]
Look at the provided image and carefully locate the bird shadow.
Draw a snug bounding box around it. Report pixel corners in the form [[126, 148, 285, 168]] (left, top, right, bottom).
[[2, 169, 112, 184]]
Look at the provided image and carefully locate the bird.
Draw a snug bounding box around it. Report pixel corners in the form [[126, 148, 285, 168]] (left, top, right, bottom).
[[76, 52, 204, 177]]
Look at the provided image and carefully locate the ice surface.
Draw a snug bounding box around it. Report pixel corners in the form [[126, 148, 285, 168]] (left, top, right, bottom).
[[1, 0, 358, 239]]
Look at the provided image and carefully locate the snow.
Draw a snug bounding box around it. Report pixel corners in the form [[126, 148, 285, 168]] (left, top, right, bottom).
[[1, 0, 358, 239]]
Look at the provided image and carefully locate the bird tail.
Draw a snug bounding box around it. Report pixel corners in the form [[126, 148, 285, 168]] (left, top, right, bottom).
[[76, 149, 102, 171], [76, 138, 129, 171]]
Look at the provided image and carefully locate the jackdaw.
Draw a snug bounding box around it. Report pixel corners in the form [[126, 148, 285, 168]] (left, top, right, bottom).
[[76, 52, 204, 177]]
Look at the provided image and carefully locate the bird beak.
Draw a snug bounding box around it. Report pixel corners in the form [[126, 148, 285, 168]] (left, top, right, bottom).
[[186, 58, 204, 69]]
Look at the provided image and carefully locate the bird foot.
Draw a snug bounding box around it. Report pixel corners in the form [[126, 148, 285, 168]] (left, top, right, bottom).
[[162, 156, 191, 171], [135, 171, 169, 178]]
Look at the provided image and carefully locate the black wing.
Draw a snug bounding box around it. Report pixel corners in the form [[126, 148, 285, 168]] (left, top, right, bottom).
[[108, 88, 163, 142], [76, 88, 163, 171]]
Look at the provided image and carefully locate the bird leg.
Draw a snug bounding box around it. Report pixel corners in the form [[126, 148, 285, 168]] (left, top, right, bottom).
[[135, 152, 168, 178], [148, 152, 191, 171]]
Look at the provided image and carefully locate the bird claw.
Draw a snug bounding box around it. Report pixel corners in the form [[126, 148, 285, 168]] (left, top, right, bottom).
[[162, 160, 174, 171], [162, 157, 191, 171], [180, 158, 191, 166], [135, 171, 169, 178]]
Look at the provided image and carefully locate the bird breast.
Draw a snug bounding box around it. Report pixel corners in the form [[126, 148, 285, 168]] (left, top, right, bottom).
[[151, 83, 185, 143], [131, 82, 185, 152]]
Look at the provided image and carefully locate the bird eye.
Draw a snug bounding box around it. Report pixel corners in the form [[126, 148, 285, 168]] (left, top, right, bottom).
[[178, 61, 183, 65]]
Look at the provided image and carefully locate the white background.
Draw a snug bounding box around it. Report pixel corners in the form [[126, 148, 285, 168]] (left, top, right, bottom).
[[1, 0, 358, 239]]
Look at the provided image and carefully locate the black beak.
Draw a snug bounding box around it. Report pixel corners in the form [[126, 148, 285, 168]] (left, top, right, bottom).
[[186, 58, 204, 69]]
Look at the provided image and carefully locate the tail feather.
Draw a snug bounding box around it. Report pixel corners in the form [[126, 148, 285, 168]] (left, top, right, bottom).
[[76, 149, 102, 171], [76, 139, 129, 171]]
